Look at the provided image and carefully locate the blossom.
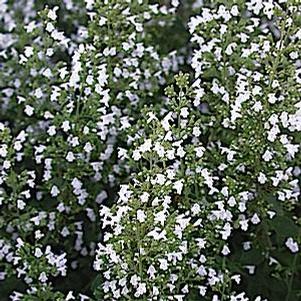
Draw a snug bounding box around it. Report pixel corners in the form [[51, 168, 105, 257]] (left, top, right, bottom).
[[136, 209, 146, 223], [47, 126, 56, 136], [158, 258, 168, 271], [140, 192, 150, 203], [47, 6, 59, 21], [285, 237, 299, 253], [135, 283, 146, 297], [50, 185, 60, 197], [66, 151, 75, 162], [24, 105, 34, 116], [147, 265, 156, 279], [173, 180, 184, 194]]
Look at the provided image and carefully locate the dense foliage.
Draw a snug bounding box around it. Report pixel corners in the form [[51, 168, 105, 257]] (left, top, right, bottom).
[[0, 0, 300, 300]]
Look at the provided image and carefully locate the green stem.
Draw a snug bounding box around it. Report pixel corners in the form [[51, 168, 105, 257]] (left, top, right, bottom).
[[285, 254, 298, 301], [220, 255, 227, 301]]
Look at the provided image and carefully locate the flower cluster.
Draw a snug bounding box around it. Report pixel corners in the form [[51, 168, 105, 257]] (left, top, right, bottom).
[[94, 73, 245, 300], [1, 0, 183, 299], [1, 0, 301, 300]]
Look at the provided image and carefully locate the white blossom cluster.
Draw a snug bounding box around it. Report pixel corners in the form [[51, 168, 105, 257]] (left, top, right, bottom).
[[188, 0, 301, 264], [94, 1, 301, 300], [94, 74, 244, 300], [0, 0, 184, 299], [0, 0, 300, 300]]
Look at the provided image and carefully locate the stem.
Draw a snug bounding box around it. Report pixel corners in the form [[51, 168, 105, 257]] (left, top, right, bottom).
[[285, 254, 298, 301], [220, 255, 227, 301], [136, 221, 143, 278]]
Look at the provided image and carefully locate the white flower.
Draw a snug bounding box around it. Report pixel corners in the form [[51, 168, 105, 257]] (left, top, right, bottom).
[[173, 180, 184, 194], [267, 211, 276, 219], [245, 265, 255, 275], [137, 210, 146, 223], [230, 292, 248, 301], [225, 43, 236, 55], [147, 265, 156, 279], [61, 226, 70, 237], [0, 145, 8, 158], [257, 172, 267, 184], [3, 160, 11, 169], [118, 185, 132, 202], [66, 291, 75, 300], [154, 142, 165, 157], [140, 192, 150, 203], [230, 5, 239, 16], [285, 237, 299, 253], [212, 295, 220, 301], [71, 178, 82, 190], [191, 203, 201, 216], [176, 146, 186, 158], [24, 105, 34, 116], [34, 88, 43, 99], [99, 17, 107, 26], [17, 200, 26, 210], [166, 149, 175, 160], [158, 258, 168, 271], [25, 21, 36, 33], [84, 142, 93, 153], [118, 148, 128, 160], [193, 127, 201, 137], [239, 219, 249, 231], [199, 285, 207, 296], [154, 210, 166, 226], [47, 126, 56, 136], [171, 0, 180, 8], [35, 230, 44, 240], [253, 101, 263, 112], [39, 272, 48, 283], [34, 248, 43, 258], [180, 107, 189, 118], [132, 150, 141, 161], [61, 120, 71, 132], [135, 283, 146, 298], [139, 139, 152, 153], [95, 190, 108, 204], [46, 22, 55, 33], [51, 185, 60, 197], [46, 48, 54, 56], [155, 174, 166, 185], [254, 297, 268, 301], [47, 6, 59, 21], [24, 46, 34, 58], [161, 112, 173, 131], [251, 213, 260, 224], [181, 285, 189, 294], [227, 196, 236, 207], [220, 222, 232, 240], [195, 146, 205, 158], [221, 245, 230, 256], [262, 150, 273, 162], [268, 93, 277, 104], [147, 228, 167, 241], [285, 144, 299, 158], [66, 151, 75, 162], [243, 241, 251, 251], [146, 112, 157, 123], [130, 275, 140, 287], [195, 238, 206, 250]]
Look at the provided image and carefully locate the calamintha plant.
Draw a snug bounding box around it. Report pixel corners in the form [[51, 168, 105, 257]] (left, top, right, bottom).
[[0, 0, 300, 301]]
